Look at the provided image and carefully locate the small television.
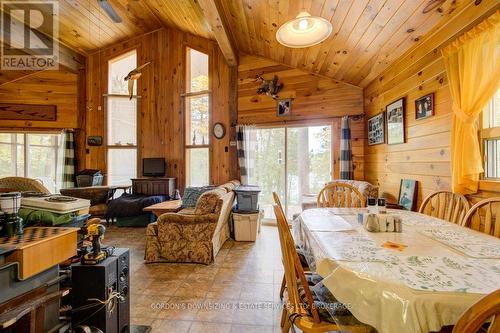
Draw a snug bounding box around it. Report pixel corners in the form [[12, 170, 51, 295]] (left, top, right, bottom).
[[143, 158, 166, 177]]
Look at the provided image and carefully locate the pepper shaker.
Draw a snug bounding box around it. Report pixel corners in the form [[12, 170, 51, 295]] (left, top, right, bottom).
[[394, 217, 403, 233]]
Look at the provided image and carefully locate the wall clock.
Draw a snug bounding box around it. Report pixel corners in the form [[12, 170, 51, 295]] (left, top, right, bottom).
[[213, 122, 225, 139]]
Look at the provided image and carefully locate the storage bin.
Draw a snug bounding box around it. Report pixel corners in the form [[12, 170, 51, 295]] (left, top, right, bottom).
[[233, 210, 262, 241], [234, 185, 260, 212], [76, 169, 103, 187]]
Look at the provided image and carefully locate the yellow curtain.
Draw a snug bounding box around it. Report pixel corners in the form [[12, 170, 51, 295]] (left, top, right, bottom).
[[442, 11, 500, 194]]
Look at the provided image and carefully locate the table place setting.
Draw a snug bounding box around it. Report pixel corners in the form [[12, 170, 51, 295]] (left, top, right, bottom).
[[300, 208, 355, 232], [382, 255, 500, 294], [419, 228, 500, 259]]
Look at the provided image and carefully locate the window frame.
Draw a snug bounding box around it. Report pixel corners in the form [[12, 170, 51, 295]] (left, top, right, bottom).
[[105, 49, 139, 186], [0, 131, 62, 191], [480, 90, 500, 182], [184, 46, 211, 187]]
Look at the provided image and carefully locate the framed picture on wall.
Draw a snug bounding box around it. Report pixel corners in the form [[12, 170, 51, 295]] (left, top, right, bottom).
[[398, 179, 418, 211], [87, 136, 103, 146], [367, 112, 385, 145], [276, 98, 292, 117], [415, 93, 434, 120], [386, 97, 405, 145]]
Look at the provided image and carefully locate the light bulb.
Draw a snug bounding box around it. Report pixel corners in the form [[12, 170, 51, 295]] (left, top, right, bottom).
[[298, 19, 309, 30]]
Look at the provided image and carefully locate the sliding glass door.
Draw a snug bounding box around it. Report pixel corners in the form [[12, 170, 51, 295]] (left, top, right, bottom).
[[286, 126, 332, 218], [247, 125, 332, 220], [247, 127, 286, 219]]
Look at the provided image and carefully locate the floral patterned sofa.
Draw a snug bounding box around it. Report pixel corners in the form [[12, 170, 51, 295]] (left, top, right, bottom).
[[144, 180, 240, 264]]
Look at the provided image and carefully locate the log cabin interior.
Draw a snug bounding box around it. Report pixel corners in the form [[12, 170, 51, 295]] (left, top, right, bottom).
[[0, 0, 499, 332]]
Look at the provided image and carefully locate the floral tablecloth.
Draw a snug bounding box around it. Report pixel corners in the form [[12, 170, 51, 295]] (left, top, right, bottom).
[[294, 208, 500, 333], [419, 228, 500, 259]]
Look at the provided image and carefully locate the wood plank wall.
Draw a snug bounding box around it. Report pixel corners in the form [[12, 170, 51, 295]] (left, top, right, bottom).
[[238, 54, 363, 123], [364, 0, 500, 207], [81, 28, 237, 190], [237, 54, 365, 180], [0, 70, 78, 129]]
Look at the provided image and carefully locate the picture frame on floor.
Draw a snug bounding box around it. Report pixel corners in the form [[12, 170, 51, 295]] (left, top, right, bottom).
[[386, 97, 405, 145], [415, 93, 434, 120], [398, 179, 417, 211], [368, 112, 385, 145]]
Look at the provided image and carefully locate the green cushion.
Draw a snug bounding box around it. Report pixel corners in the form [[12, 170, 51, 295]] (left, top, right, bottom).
[[18, 208, 75, 226]]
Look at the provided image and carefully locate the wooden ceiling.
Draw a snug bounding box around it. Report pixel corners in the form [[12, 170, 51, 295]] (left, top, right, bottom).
[[30, 0, 213, 54], [217, 0, 479, 87], [2, 0, 494, 87]]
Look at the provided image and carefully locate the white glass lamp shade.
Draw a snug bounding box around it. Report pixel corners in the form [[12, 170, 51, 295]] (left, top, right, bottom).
[[276, 11, 332, 48]]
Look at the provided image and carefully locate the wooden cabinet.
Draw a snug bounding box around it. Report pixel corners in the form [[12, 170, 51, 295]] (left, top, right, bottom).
[[131, 178, 176, 197]]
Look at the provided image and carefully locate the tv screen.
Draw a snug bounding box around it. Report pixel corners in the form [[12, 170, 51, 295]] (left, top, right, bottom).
[[143, 158, 165, 177]]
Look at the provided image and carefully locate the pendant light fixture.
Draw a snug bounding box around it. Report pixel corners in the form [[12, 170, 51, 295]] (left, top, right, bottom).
[[276, 10, 332, 48]]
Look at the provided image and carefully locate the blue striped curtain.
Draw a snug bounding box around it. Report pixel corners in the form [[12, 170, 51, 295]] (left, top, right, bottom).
[[340, 116, 353, 180]]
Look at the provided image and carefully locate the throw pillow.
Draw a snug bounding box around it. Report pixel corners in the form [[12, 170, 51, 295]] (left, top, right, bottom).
[[181, 186, 215, 208]]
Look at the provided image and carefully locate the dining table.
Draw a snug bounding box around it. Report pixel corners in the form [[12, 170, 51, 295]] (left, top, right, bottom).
[[293, 208, 500, 333]]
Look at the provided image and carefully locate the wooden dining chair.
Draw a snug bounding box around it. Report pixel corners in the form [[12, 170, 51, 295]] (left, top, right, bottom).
[[452, 289, 500, 333], [273, 196, 369, 333], [273, 192, 310, 300], [317, 182, 366, 208], [461, 197, 500, 238], [419, 191, 470, 224]]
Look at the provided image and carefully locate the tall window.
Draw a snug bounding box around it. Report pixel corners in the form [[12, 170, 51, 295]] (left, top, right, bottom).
[[107, 50, 137, 185], [0, 132, 63, 192], [481, 89, 500, 179], [185, 48, 209, 186]]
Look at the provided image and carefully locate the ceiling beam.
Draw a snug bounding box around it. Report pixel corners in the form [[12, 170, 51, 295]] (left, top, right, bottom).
[[196, 0, 237, 66]]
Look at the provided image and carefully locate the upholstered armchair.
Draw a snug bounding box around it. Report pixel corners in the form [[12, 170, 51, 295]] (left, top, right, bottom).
[[145, 181, 239, 264]]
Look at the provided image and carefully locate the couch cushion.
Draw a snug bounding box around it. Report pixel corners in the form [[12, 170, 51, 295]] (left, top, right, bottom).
[[178, 207, 196, 215], [194, 188, 226, 215], [181, 186, 215, 208]]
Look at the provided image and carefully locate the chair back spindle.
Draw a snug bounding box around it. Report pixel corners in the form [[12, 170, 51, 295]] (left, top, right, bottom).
[[462, 198, 500, 238], [419, 191, 470, 224], [317, 182, 366, 208]]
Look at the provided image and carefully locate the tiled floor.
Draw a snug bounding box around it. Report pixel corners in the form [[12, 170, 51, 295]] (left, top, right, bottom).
[[105, 225, 285, 333]]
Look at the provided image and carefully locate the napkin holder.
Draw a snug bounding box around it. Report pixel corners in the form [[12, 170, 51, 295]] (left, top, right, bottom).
[[363, 213, 402, 232]]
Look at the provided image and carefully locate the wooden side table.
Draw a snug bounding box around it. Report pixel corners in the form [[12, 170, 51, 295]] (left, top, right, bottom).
[[143, 200, 182, 217]]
